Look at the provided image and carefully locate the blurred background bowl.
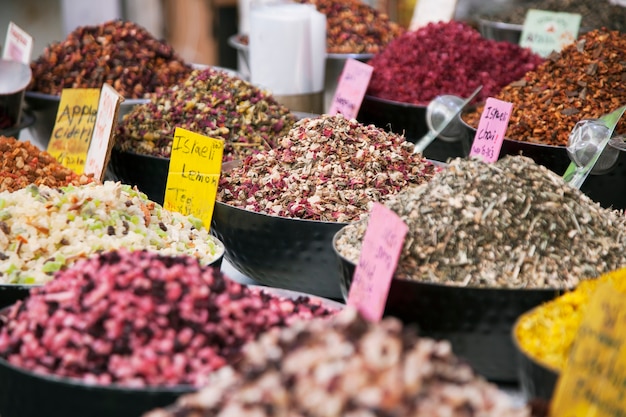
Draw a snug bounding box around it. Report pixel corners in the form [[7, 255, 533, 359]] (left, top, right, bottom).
[[211, 201, 348, 300], [0, 108, 35, 140], [333, 227, 561, 382], [477, 19, 524, 43]]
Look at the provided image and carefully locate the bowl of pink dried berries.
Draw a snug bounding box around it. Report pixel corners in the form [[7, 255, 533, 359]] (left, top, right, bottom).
[[0, 249, 337, 417]]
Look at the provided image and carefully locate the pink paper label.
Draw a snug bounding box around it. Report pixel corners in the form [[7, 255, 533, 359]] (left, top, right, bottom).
[[328, 58, 373, 120], [470, 97, 513, 163], [347, 203, 408, 322], [3, 22, 33, 64]]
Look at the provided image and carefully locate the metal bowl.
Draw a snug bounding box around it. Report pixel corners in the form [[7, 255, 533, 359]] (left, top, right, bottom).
[[332, 227, 561, 382], [211, 201, 348, 300], [477, 19, 525, 43], [0, 109, 35, 140]]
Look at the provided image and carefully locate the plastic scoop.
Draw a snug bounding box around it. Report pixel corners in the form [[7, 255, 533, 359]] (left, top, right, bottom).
[[413, 85, 482, 154]]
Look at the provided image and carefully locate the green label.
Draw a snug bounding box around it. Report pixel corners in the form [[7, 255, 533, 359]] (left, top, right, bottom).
[[520, 9, 582, 57]]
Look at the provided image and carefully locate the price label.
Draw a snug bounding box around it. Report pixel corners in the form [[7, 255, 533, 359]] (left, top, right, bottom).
[[409, 0, 459, 30], [163, 128, 224, 231], [347, 202, 408, 322], [2, 22, 33, 64], [328, 58, 373, 120], [84, 84, 124, 181], [47, 88, 100, 174], [520, 9, 582, 57], [551, 280, 626, 417], [470, 97, 512, 163]]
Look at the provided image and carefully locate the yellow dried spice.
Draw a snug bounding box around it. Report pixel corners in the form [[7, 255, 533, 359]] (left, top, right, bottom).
[[514, 267, 626, 371]]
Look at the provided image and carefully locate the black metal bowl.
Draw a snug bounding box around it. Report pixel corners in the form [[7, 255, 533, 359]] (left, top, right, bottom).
[[0, 109, 35, 140], [357, 95, 473, 162], [107, 147, 170, 204], [211, 201, 348, 300], [332, 228, 561, 382], [512, 310, 559, 402]]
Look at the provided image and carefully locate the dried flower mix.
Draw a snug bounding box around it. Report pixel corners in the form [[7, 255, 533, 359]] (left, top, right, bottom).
[[366, 21, 543, 105], [146, 308, 529, 417], [463, 29, 626, 146], [336, 156, 626, 289], [514, 267, 626, 371], [0, 249, 336, 388], [115, 67, 296, 161], [29, 20, 192, 98], [0, 136, 93, 192], [0, 181, 223, 285], [217, 114, 437, 222]]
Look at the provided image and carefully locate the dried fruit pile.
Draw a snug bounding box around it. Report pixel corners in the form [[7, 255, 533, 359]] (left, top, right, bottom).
[[0, 250, 335, 387], [29, 20, 192, 98], [336, 156, 626, 289], [217, 115, 437, 222], [463, 29, 626, 146], [146, 308, 529, 417], [366, 21, 543, 105], [115, 67, 296, 161]]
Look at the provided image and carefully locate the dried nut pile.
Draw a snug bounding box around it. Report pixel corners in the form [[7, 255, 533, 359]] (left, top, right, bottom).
[[217, 115, 437, 222], [0, 181, 223, 285], [481, 0, 626, 32], [0, 250, 335, 388], [115, 67, 296, 161], [366, 21, 543, 105], [0, 136, 93, 192], [295, 0, 404, 54], [146, 308, 528, 417], [29, 20, 192, 98], [336, 156, 626, 289], [463, 29, 626, 146]]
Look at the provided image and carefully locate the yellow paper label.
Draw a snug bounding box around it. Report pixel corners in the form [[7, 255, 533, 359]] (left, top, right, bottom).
[[551, 281, 626, 417], [47, 88, 100, 174], [163, 128, 224, 231]]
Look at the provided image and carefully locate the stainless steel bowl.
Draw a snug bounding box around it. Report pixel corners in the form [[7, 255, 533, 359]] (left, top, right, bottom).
[[478, 19, 524, 43]]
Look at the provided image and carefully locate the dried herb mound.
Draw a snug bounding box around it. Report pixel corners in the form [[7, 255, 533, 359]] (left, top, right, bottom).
[[115, 67, 296, 161], [336, 156, 626, 289], [295, 0, 404, 54], [218, 114, 437, 222], [463, 29, 626, 146], [145, 308, 529, 417], [366, 21, 543, 105], [29, 20, 193, 98]]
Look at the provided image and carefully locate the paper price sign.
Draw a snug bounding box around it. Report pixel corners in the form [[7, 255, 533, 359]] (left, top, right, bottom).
[[163, 128, 224, 231], [551, 280, 626, 417], [347, 203, 408, 322], [47, 88, 100, 174], [520, 9, 581, 57], [470, 97, 512, 163], [409, 0, 459, 30], [328, 59, 373, 120], [84, 84, 124, 182], [3, 22, 33, 64]]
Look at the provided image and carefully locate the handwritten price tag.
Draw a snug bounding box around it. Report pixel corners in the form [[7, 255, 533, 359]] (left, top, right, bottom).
[[470, 97, 512, 163], [163, 128, 224, 231], [84, 84, 124, 181], [520, 9, 581, 57], [2, 22, 33, 64], [347, 203, 408, 322], [328, 59, 373, 120], [550, 280, 626, 417], [47, 88, 100, 174]]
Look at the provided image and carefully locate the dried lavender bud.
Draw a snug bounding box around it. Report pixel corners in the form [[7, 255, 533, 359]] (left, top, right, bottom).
[[115, 67, 296, 161], [0, 250, 335, 388], [367, 21, 543, 105], [29, 20, 193, 98], [217, 114, 437, 222], [145, 308, 529, 417], [463, 29, 626, 146], [336, 156, 626, 289]]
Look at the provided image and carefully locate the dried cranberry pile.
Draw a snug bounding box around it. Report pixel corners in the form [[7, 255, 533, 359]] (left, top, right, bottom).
[[0, 250, 335, 388], [366, 21, 543, 105]]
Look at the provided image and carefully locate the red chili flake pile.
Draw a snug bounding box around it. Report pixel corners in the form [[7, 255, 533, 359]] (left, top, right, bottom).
[[145, 308, 529, 417], [0, 249, 335, 388], [218, 114, 437, 222], [366, 21, 543, 105], [29, 20, 193, 98], [115, 67, 296, 161], [0, 135, 93, 192]]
